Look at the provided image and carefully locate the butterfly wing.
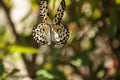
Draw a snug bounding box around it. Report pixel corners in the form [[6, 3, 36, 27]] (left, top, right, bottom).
[[53, 0, 66, 25], [52, 0, 69, 45], [52, 24, 69, 45], [39, 0, 48, 23], [33, 0, 52, 45], [32, 0, 69, 45], [32, 23, 50, 45]]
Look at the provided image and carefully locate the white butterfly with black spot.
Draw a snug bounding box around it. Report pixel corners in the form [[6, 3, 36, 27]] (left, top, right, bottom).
[[32, 0, 69, 45]]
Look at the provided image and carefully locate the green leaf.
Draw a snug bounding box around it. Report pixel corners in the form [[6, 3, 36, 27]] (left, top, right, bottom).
[[0, 60, 4, 75], [9, 45, 38, 54], [71, 58, 82, 67], [36, 70, 54, 79]]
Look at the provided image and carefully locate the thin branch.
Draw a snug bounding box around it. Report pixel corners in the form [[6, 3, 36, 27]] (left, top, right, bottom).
[[0, 0, 20, 43]]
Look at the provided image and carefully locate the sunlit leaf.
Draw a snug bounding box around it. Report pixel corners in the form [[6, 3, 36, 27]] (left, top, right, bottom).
[[97, 70, 105, 78], [92, 8, 102, 19], [43, 62, 52, 70], [115, 0, 120, 4], [71, 58, 82, 67], [9, 45, 38, 54], [36, 70, 54, 79]]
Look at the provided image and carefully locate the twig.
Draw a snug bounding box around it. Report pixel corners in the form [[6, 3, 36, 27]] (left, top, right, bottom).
[[0, 0, 20, 43]]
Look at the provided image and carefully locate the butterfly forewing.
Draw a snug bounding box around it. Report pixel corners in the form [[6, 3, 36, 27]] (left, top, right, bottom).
[[39, 0, 48, 23], [53, 0, 66, 25]]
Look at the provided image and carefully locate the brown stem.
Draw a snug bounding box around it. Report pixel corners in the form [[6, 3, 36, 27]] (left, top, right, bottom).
[[0, 0, 20, 43]]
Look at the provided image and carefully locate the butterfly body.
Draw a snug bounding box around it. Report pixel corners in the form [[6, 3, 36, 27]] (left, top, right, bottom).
[[32, 0, 69, 45]]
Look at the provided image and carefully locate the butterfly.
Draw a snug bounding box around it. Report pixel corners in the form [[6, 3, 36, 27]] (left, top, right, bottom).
[[32, 0, 69, 45]]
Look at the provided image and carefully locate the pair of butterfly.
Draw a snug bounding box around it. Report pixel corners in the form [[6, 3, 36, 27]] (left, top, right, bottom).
[[32, 0, 69, 45]]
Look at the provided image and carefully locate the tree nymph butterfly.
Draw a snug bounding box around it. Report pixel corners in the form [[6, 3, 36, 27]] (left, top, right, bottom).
[[32, 0, 69, 45]]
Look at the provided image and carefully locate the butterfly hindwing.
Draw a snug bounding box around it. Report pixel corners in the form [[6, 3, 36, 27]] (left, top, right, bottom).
[[52, 24, 69, 45], [32, 23, 49, 45]]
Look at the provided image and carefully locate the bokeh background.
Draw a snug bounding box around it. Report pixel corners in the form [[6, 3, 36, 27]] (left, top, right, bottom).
[[0, 0, 120, 80]]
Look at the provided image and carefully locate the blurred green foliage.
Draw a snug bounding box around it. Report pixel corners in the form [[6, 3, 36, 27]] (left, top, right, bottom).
[[0, 0, 120, 80]]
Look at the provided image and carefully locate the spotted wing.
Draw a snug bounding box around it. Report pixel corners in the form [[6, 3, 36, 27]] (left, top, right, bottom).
[[32, 0, 51, 45], [32, 23, 50, 45], [39, 0, 48, 23], [52, 24, 69, 45], [53, 0, 66, 25]]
